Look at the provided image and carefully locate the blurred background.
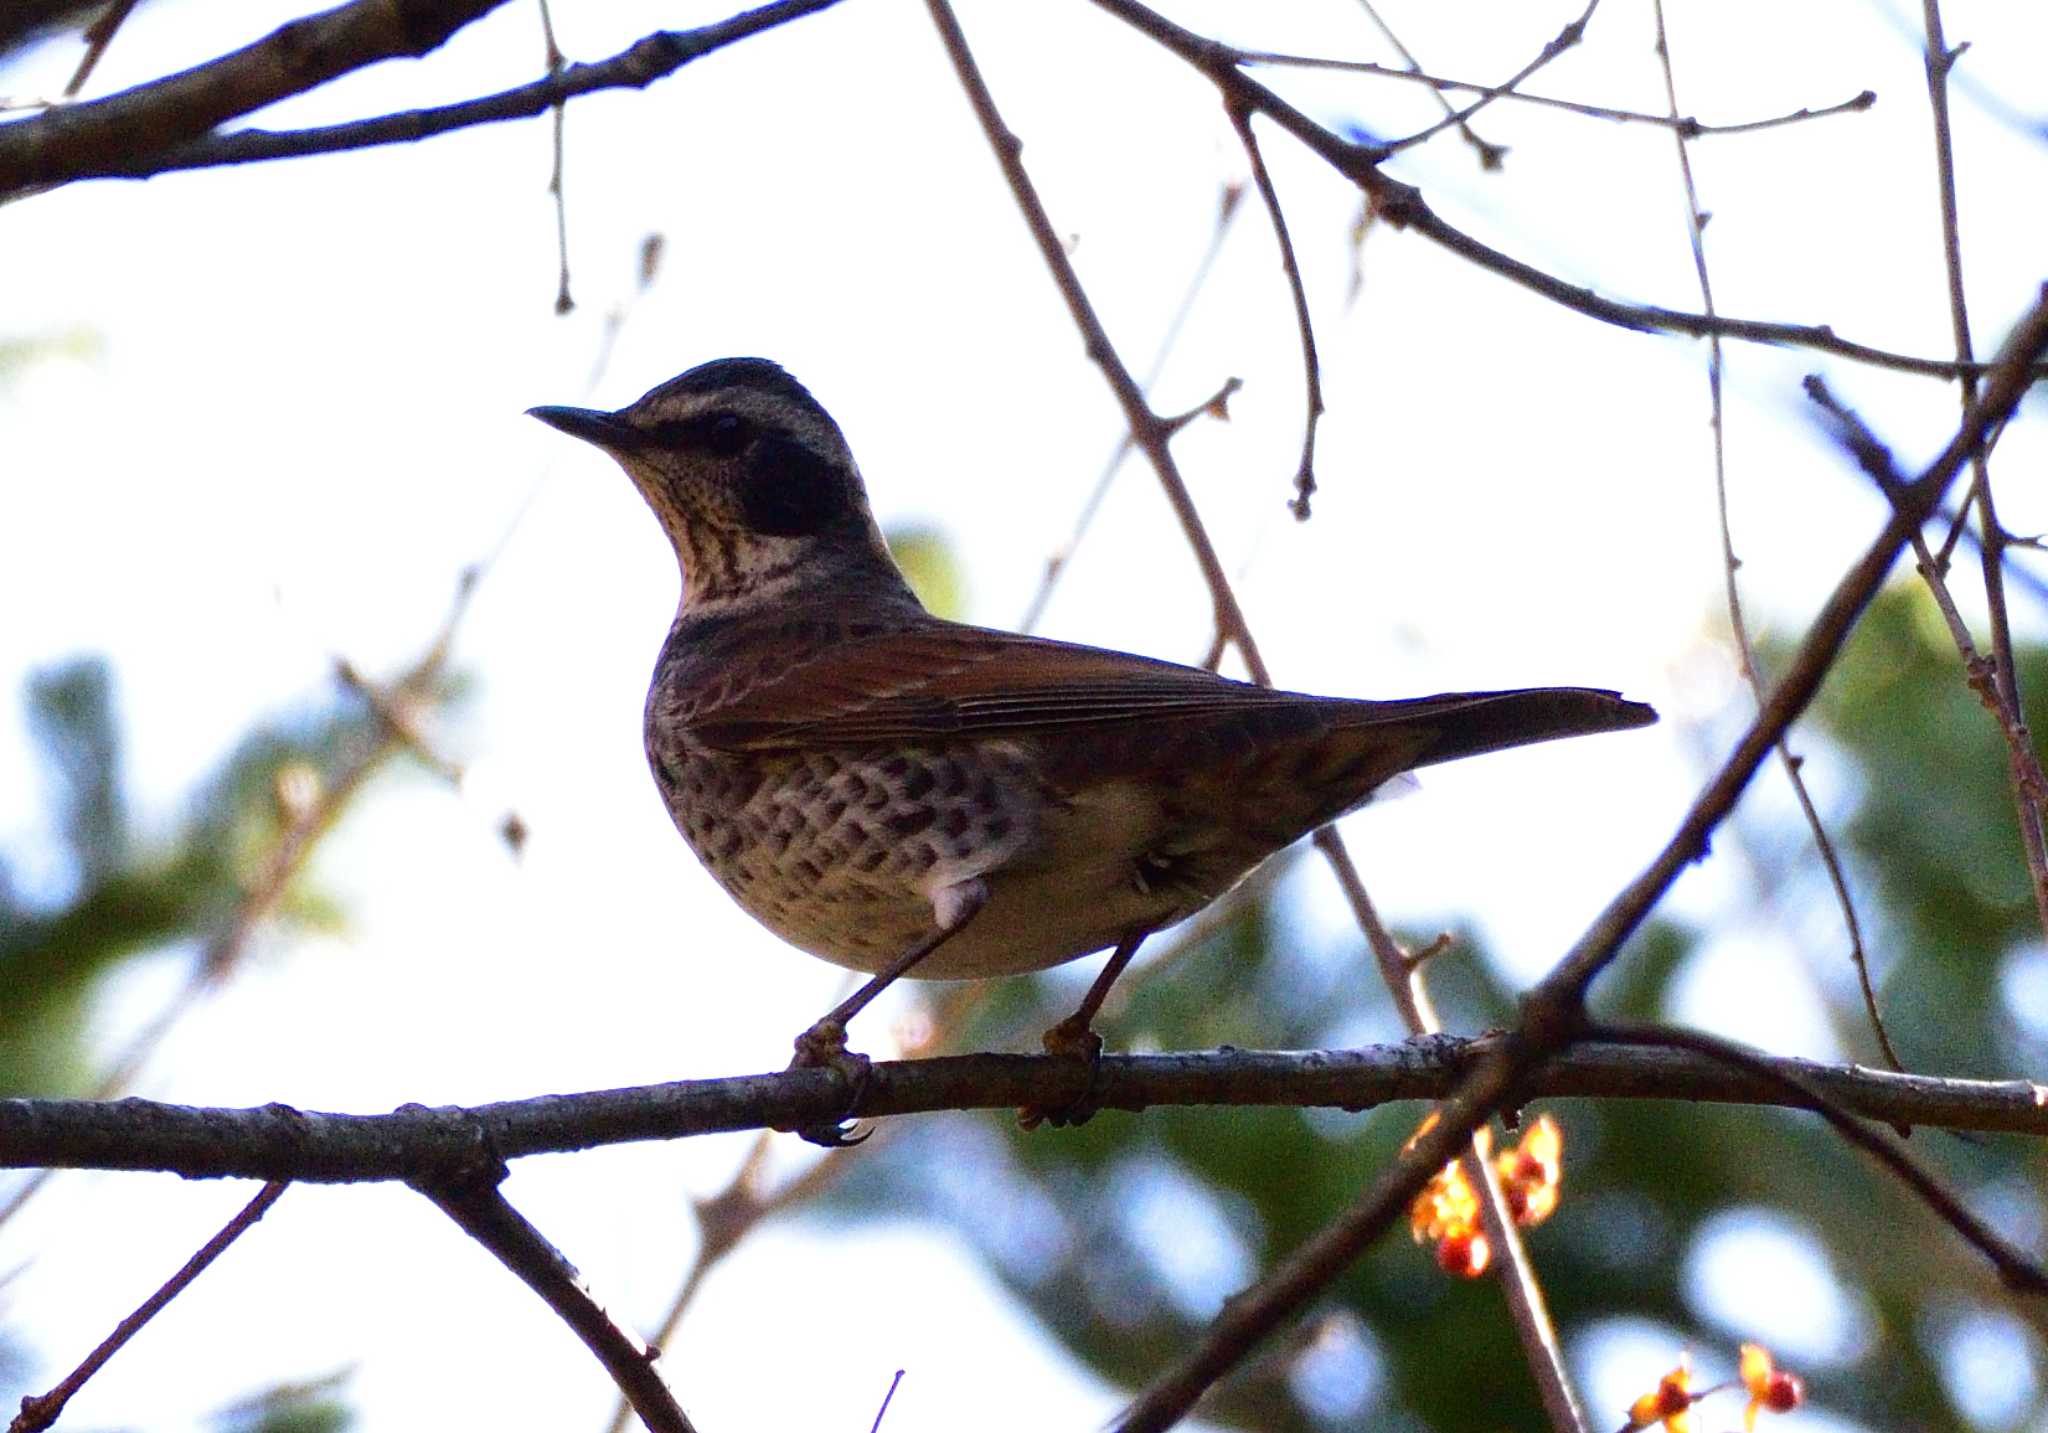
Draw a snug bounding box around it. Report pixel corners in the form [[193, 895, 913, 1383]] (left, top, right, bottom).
[[4, 1, 2047, 1429]]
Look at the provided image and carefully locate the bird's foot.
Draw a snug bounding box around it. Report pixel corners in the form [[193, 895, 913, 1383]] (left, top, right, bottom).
[[1018, 1015, 1106, 1130], [782, 1019, 873, 1149]]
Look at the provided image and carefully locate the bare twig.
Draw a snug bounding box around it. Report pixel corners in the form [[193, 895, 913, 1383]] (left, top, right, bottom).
[[1379, 0, 1600, 158], [1648, 0, 1893, 1070], [420, 1171, 697, 1433], [1802, 375, 2048, 823], [60, 0, 142, 99], [1223, 103, 1324, 520], [1918, 0, 2048, 942], [1350, 0, 1505, 168], [539, 0, 575, 314], [868, 1370, 906, 1433], [921, 0, 1263, 674], [1088, 0, 2043, 384], [8, 1181, 288, 1433], [1587, 1022, 2048, 1292], [1242, 49, 1876, 139], [1018, 183, 1243, 633]]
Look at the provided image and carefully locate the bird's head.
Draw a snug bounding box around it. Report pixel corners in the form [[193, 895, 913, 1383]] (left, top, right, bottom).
[[530, 357, 914, 616]]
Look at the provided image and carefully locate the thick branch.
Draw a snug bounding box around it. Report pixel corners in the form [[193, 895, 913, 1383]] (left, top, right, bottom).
[[8, 1041, 2048, 1182], [0, 0, 514, 193], [67, 0, 848, 182], [420, 1172, 697, 1433]]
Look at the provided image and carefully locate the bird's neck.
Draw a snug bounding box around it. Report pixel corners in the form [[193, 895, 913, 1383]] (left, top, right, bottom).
[[675, 540, 921, 630]]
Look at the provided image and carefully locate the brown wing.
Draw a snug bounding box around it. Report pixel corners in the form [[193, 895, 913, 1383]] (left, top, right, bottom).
[[685, 620, 1655, 762], [686, 622, 1328, 749]]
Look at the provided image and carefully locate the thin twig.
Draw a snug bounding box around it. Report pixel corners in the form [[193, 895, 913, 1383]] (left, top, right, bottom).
[[60, 0, 143, 99], [1648, 0, 1893, 1070], [8, 1181, 288, 1433], [1379, 0, 1600, 157], [1803, 374, 2048, 820], [1241, 50, 1875, 139], [1087, 0, 2042, 385], [921, 0, 1263, 674], [1223, 103, 1324, 520], [1018, 183, 1243, 633], [868, 1370, 906, 1433], [1918, 0, 2048, 943], [538, 0, 575, 314], [1351, 0, 1506, 168], [1586, 1022, 2048, 1292], [420, 1171, 697, 1433]]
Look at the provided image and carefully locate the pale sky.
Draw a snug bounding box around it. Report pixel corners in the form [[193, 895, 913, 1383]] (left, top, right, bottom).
[[3, 1, 2045, 1428]]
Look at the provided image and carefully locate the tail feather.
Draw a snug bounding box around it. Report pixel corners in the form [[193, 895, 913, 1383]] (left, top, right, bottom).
[[1344, 687, 1657, 771]]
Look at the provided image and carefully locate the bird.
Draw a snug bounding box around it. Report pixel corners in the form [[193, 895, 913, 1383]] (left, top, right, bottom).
[[530, 357, 1656, 1135]]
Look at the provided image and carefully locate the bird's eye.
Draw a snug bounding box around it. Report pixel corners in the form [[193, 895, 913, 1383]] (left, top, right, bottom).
[[702, 412, 749, 457]]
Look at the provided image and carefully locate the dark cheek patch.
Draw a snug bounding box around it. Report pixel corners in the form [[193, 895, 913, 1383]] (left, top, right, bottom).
[[739, 435, 853, 537]]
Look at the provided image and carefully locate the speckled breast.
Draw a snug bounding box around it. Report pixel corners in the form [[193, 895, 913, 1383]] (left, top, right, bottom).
[[646, 737, 1046, 973]]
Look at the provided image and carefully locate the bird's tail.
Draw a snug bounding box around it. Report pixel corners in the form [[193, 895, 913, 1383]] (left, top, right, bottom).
[[1345, 686, 1657, 770]]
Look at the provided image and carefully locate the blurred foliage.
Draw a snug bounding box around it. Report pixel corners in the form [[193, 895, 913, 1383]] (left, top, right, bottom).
[[0, 650, 456, 1423], [885, 523, 968, 622], [820, 582, 2048, 1432], [0, 328, 102, 388], [213, 1369, 357, 1433], [0, 653, 460, 1096]]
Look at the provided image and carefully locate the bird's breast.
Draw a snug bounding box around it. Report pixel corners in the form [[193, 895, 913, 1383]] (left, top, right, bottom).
[[646, 734, 1063, 970]]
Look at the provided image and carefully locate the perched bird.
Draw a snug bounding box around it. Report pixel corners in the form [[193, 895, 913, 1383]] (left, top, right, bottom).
[[531, 358, 1654, 1128]]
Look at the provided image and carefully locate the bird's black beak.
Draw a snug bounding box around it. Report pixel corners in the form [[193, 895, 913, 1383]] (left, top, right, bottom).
[[527, 404, 646, 452]]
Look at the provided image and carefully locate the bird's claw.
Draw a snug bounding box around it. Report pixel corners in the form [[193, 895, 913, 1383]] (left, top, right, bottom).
[[1019, 1016, 1106, 1130], [783, 1019, 874, 1149]]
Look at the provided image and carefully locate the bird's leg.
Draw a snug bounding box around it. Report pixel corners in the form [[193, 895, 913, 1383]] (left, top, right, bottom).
[[785, 878, 987, 1147], [1020, 929, 1150, 1131]]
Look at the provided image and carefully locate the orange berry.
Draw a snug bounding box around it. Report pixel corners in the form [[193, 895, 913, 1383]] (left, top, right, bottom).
[[1436, 1229, 1491, 1277], [1763, 1372, 1804, 1412]]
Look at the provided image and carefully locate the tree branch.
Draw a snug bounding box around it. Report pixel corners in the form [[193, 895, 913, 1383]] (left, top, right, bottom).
[[8, 1182, 288, 1433], [1087, 0, 2048, 384], [0, 0, 515, 193], [50, 0, 848, 185], [10, 1039, 2048, 1183], [418, 1169, 697, 1433], [1648, 0, 1893, 1071], [1239, 49, 1876, 140]]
